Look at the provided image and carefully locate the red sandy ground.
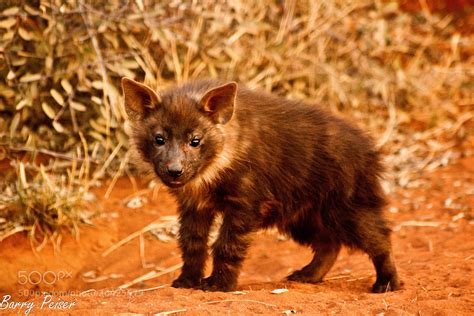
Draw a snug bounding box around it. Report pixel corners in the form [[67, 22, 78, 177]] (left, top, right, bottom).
[[0, 152, 473, 315]]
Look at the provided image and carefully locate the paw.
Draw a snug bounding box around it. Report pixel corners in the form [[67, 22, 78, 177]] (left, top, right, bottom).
[[200, 276, 236, 292], [371, 278, 401, 293], [287, 270, 321, 284], [171, 275, 200, 289]]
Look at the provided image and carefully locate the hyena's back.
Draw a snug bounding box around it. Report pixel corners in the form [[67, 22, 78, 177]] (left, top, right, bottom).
[[230, 87, 387, 219]]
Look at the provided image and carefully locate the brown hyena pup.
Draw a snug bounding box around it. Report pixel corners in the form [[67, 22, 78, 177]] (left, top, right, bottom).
[[122, 77, 400, 293]]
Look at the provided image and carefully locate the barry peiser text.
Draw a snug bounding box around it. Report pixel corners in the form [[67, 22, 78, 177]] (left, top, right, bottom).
[[1, 294, 76, 315]]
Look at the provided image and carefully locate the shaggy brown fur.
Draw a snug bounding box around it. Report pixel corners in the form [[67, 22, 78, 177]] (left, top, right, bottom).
[[122, 77, 400, 293]]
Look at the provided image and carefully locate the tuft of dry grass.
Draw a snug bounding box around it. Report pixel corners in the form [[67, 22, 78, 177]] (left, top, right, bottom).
[[0, 151, 94, 246]]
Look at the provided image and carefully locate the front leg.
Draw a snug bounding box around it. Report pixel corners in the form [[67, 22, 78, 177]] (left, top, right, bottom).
[[172, 205, 214, 289], [201, 210, 256, 292]]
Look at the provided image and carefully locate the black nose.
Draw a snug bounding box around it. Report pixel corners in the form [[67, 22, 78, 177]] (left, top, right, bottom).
[[167, 167, 183, 178]]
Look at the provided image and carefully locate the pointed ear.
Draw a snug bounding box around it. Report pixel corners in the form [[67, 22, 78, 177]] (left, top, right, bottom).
[[200, 82, 237, 124], [121, 77, 161, 119]]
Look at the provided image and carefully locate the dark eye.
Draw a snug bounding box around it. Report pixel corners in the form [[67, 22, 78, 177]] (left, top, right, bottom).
[[190, 138, 201, 147], [155, 135, 165, 146]]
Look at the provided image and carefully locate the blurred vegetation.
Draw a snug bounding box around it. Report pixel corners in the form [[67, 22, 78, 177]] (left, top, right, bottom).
[[0, 0, 472, 242]]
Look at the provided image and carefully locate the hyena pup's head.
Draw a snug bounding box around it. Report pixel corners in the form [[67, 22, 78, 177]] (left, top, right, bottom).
[[121, 78, 237, 188]]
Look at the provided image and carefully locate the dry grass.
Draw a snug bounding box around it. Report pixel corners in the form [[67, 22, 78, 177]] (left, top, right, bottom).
[[0, 148, 94, 246], [0, 1, 472, 240]]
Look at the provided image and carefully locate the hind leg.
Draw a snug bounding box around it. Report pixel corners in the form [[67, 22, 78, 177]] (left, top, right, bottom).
[[287, 242, 341, 283], [371, 251, 399, 292], [350, 212, 400, 292]]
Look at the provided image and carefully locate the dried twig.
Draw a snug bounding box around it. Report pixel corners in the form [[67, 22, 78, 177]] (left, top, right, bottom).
[[102, 219, 176, 257], [79, 0, 117, 122], [2, 144, 100, 164], [0, 226, 30, 242], [394, 220, 442, 231], [154, 309, 187, 316], [118, 263, 183, 289], [202, 299, 277, 308]]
